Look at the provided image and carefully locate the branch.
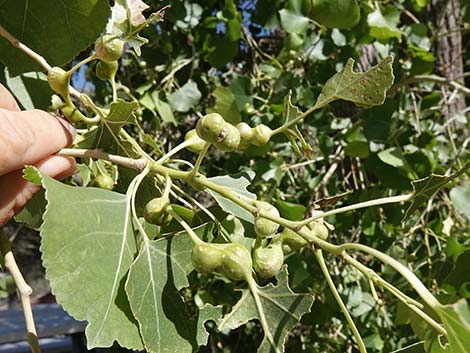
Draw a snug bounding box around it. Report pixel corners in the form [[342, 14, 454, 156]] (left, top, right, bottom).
[[0, 231, 41, 353], [0, 25, 51, 72], [58, 148, 147, 171], [389, 74, 470, 97]]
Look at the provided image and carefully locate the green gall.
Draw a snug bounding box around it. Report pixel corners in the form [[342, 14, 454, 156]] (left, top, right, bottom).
[[236, 122, 254, 149], [143, 197, 173, 226], [251, 124, 272, 146], [253, 242, 284, 278], [92, 174, 114, 190], [214, 123, 241, 151], [254, 201, 280, 238], [47, 67, 70, 96], [196, 113, 226, 144], [95, 34, 124, 62], [96, 60, 118, 81]]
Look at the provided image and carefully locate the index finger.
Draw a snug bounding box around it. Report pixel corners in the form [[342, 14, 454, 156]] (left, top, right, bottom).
[[0, 83, 20, 111], [0, 108, 74, 176]]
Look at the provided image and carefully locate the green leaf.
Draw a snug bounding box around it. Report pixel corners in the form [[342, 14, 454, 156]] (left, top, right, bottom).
[[367, 7, 402, 42], [208, 172, 257, 223], [25, 167, 143, 350], [403, 163, 470, 221], [125, 224, 224, 353], [218, 267, 314, 353], [3, 68, 52, 110], [275, 200, 306, 221], [435, 299, 470, 353], [279, 9, 310, 34], [345, 141, 370, 158], [169, 81, 201, 113], [449, 183, 470, 221], [15, 190, 46, 231], [310, 0, 360, 29], [78, 99, 139, 156], [207, 87, 241, 124], [0, 0, 110, 75], [314, 56, 394, 110]]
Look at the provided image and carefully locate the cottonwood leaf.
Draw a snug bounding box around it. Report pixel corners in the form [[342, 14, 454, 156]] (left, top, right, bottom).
[[24, 167, 143, 350], [208, 172, 257, 223], [3, 68, 52, 110], [434, 299, 470, 353], [106, 0, 163, 56], [314, 56, 394, 110], [169, 81, 202, 113], [0, 0, 109, 75], [403, 163, 470, 221], [78, 99, 139, 157], [125, 224, 223, 353], [449, 183, 470, 221], [218, 267, 314, 353], [207, 87, 241, 124]]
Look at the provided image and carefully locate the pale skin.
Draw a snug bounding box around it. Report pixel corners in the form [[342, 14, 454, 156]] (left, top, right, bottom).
[[0, 83, 76, 226]]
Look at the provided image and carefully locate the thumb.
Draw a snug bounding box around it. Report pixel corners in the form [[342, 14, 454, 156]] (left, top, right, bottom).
[[0, 108, 75, 176]]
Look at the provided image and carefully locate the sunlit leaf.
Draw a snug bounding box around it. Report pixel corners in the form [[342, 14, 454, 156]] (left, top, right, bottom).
[[126, 224, 224, 352], [208, 172, 257, 223], [403, 163, 470, 221], [314, 56, 394, 109], [25, 167, 143, 350], [218, 267, 314, 353]]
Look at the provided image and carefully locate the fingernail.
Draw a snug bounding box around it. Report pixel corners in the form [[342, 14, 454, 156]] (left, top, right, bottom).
[[56, 117, 76, 140]]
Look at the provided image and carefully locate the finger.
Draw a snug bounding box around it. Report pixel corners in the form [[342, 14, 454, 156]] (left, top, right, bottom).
[[0, 108, 75, 176], [0, 83, 20, 111], [0, 155, 76, 226]]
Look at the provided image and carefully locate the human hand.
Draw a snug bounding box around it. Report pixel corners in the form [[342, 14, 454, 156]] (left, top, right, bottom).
[[0, 83, 76, 226]]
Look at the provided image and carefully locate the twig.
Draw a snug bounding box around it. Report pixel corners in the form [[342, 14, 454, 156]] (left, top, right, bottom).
[[0, 231, 41, 353], [0, 25, 51, 71], [389, 74, 470, 97], [58, 148, 147, 171], [314, 249, 367, 353]]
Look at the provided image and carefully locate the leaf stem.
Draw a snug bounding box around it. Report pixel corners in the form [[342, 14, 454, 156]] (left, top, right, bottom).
[[314, 249, 367, 353], [189, 143, 210, 178], [246, 277, 280, 353], [270, 105, 319, 137], [298, 194, 413, 226], [167, 208, 202, 245], [0, 231, 41, 353], [155, 139, 194, 165], [343, 254, 446, 336], [338, 243, 441, 310]]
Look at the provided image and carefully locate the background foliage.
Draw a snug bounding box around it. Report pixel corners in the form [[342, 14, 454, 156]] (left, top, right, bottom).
[[1, 0, 469, 352]]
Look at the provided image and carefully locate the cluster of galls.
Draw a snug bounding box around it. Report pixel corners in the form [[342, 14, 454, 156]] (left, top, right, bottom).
[[47, 34, 123, 123], [190, 200, 330, 282], [185, 113, 273, 153]]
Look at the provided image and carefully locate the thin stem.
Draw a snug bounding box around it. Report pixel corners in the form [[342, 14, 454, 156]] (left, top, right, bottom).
[[314, 249, 367, 353], [155, 139, 195, 164], [130, 166, 151, 242], [68, 55, 97, 75], [167, 208, 202, 245], [246, 277, 279, 353], [298, 194, 412, 226], [58, 148, 147, 171], [389, 74, 470, 97], [271, 105, 319, 136], [343, 254, 446, 336], [111, 77, 117, 102], [338, 243, 440, 310], [189, 143, 210, 178], [0, 231, 41, 353]]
